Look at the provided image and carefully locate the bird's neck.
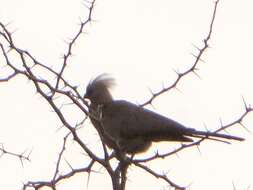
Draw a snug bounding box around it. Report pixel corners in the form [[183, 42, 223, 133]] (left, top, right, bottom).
[[92, 100, 111, 108], [95, 91, 113, 105], [91, 98, 112, 109]]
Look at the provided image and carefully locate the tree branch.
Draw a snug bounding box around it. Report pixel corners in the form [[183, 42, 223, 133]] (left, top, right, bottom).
[[141, 0, 220, 107]]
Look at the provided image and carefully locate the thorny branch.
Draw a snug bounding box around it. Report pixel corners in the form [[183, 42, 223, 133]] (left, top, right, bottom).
[[134, 161, 185, 190], [0, 144, 31, 166], [0, 0, 252, 190], [23, 133, 95, 190], [141, 0, 219, 107], [54, 0, 96, 92]]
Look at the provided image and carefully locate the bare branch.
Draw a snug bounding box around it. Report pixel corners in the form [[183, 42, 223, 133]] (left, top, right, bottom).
[[134, 162, 185, 190], [0, 71, 18, 82], [141, 0, 220, 107], [0, 144, 30, 165], [23, 160, 95, 190], [54, 0, 96, 91]]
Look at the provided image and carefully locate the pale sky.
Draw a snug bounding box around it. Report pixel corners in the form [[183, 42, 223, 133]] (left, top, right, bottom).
[[0, 0, 253, 190]]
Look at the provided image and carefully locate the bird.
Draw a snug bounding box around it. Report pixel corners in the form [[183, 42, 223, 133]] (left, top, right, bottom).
[[84, 74, 244, 154]]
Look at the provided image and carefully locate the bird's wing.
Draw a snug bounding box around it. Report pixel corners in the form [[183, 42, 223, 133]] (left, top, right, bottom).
[[102, 100, 193, 142]]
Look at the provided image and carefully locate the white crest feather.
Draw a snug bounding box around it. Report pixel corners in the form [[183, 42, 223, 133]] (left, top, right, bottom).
[[87, 73, 116, 92]]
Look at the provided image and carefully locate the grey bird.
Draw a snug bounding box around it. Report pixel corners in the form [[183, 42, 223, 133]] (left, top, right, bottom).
[[84, 74, 244, 154]]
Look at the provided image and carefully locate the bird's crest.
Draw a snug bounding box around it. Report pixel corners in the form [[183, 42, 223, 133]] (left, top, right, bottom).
[[87, 73, 116, 92]]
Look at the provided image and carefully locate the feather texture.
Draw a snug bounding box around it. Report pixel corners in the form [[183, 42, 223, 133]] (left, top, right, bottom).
[[84, 74, 244, 154]]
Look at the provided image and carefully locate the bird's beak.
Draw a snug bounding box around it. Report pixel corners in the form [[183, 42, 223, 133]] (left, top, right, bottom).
[[83, 94, 91, 105]]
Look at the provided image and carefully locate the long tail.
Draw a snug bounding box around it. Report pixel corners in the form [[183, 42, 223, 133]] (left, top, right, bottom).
[[186, 129, 245, 142]]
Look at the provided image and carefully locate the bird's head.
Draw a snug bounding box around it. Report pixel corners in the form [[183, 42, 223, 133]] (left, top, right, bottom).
[[84, 73, 115, 105]]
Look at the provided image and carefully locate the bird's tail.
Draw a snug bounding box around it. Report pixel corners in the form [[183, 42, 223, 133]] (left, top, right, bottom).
[[186, 129, 244, 142]]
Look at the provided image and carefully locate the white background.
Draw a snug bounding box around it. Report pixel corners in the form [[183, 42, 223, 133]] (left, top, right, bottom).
[[0, 0, 253, 189]]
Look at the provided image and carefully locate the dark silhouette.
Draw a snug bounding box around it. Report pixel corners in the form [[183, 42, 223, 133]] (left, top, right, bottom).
[[84, 74, 244, 154]]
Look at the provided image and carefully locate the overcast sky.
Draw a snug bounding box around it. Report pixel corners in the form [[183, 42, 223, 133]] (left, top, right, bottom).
[[1, 0, 253, 189]]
